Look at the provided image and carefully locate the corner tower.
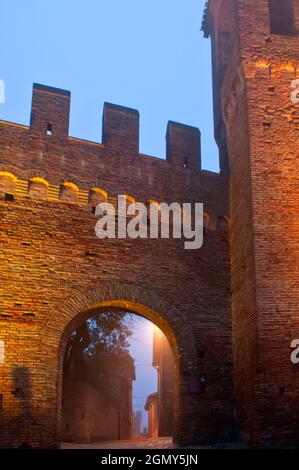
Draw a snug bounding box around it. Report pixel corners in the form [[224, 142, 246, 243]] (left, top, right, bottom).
[[204, 0, 299, 446]]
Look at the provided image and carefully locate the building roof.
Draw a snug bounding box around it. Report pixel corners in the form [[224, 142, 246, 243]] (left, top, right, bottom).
[[145, 392, 158, 411]]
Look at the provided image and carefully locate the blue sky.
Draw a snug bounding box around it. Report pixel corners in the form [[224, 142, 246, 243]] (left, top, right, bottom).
[[0, 0, 218, 171]]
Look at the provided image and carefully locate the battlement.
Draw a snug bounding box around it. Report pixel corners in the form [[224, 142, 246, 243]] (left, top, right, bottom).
[[102, 102, 140, 156], [166, 121, 201, 170], [20, 83, 202, 170], [0, 83, 228, 221], [30, 83, 71, 139]]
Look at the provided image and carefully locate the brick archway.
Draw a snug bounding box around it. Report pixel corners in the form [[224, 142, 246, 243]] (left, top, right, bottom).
[[39, 283, 198, 447], [39, 282, 196, 357], [0, 82, 234, 449]]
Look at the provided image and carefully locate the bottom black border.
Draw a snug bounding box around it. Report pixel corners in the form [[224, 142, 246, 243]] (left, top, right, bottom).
[[0, 448, 295, 467]]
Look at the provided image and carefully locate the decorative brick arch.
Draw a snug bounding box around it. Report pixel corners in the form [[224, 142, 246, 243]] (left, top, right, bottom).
[[39, 283, 198, 445], [39, 282, 197, 362]]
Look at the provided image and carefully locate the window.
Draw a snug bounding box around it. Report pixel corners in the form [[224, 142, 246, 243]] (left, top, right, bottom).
[[269, 0, 295, 36], [47, 123, 53, 136], [4, 193, 14, 202]]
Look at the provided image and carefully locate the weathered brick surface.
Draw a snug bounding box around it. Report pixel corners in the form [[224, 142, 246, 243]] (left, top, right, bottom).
[[0, 84, 234, 447], [62, 379, 133, 443], [206, 0, 299, 447]]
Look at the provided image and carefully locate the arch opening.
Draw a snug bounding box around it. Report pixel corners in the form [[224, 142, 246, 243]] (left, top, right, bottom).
[[58, 303, 180, 449]]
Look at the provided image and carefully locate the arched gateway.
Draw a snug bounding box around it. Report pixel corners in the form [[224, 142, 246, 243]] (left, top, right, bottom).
[[0, 83, 234, 448], [41, 284, 196, 447]]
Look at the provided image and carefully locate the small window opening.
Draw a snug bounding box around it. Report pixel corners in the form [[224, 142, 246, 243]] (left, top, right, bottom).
[[47, 123, 53, 136], [183, 158, 189, 168], [0, 394, 3, 413], [269, 0, 295, 36], [5, 193, 14, 202]]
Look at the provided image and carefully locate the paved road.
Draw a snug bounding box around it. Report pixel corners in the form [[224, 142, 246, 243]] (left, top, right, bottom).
[[61, 437, 174, 449], [61, 438, 244, 449]]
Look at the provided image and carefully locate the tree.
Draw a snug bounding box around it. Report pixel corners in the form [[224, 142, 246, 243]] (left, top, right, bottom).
[[63, 310, 134, 404]]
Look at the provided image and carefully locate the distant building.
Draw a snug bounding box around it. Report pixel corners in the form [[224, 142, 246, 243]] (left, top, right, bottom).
[[62, 354, 135, 443], [132, 410, 143, 438], [145, 392, 158, 438], [145, 326, 174, 438]]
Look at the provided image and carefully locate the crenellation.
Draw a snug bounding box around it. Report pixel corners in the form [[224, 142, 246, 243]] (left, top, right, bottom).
[[102, 102, 140, 156], [166, 121, 201, 171], [0, 84, 227, 215], [30, 84, 71, 139]]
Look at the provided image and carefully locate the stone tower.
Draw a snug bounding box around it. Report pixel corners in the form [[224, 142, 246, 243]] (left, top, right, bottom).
[[203, 0, 299, 446]]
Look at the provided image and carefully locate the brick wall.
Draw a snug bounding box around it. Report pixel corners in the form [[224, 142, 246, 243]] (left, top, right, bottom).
[[62, 380, 132, 443], [0, 84, 234, 447], [206, 0, 299, 447]]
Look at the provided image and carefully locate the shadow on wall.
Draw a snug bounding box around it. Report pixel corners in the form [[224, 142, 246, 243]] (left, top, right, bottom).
[[11, 366, 33, 448]]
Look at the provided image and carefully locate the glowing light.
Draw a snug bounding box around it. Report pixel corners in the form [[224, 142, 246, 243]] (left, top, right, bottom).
[[30, 177, 49, 186], [124, 194, 135, 204], [256, 59, 270, 69], [280, 61, 296, 73], [153, 324, 164, 340], [0, 341, 4, 364], [62, 181, 78, 191], [0, 171, 17, 181], [91, 187, 107, 198]]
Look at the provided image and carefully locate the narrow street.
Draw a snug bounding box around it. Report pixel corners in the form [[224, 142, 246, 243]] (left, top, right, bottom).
[[61, 437, 174, 449], [61, 438, 244, 449]]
